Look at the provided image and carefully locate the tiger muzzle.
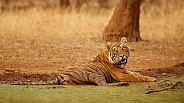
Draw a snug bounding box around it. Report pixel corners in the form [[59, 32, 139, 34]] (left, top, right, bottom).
[[119, 55, 128, 66]]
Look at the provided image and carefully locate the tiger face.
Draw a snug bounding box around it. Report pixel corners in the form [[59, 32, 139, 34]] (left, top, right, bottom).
[[106, 37, 130, 68]]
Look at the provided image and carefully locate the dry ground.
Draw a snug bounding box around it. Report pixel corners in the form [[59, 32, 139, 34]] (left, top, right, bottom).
[[0, 4, 184, 83], [0, 38, 184, 83]]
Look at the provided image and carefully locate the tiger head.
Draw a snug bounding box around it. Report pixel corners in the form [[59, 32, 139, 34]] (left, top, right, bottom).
[[106, 37, 130, 68]]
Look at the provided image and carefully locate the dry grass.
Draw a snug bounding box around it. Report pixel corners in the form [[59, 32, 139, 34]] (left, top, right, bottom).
[[0, 9, 110, 42], [0, 1, 184, 74], [140, 8, 184, 41]]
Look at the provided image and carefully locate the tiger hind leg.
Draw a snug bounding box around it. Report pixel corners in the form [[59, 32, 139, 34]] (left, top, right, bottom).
[[92, 75, 129, 86], [106, 82, 130, 86]]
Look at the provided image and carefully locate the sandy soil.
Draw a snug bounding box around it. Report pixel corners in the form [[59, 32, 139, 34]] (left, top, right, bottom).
[[0, 38, 184, 83]]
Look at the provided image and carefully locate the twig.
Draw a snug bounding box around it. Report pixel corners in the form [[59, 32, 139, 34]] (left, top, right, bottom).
[[145, 85, 175, 94], [145, 80, 174, 94]]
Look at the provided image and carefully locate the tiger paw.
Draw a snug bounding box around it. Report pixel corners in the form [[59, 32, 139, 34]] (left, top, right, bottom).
[[148, 77, 158, 82]]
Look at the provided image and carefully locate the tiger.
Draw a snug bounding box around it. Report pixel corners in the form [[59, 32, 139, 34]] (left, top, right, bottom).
[[52, 37, 157, 86]]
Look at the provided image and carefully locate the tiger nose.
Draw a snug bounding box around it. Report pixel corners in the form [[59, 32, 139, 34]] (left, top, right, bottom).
[[119, 55, 124, 60], [120, 55, 125, 58]]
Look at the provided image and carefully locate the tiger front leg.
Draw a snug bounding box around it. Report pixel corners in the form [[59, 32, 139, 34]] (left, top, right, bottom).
[[120, 73, 157, 82]]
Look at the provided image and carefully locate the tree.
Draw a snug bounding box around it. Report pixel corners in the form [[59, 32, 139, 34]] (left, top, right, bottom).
[[60, 0, 70, 8], [102, 0, 141, 42]]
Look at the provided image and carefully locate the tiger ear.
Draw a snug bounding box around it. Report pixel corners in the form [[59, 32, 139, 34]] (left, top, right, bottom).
[[106, 42, 111, 50], [121, 37, 127, 45]]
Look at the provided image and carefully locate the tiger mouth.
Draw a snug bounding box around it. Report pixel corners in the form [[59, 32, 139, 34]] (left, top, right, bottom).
[[114, 57, 128, 66], [118, 58, 127, 66]]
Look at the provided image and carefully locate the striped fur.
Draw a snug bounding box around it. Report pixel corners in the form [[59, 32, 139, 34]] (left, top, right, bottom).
[[54, 37, 157, 86]]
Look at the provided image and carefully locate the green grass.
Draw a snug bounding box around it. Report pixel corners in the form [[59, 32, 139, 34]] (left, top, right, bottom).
[[1, 77, 184, 103], [0, 85, 183, 103]]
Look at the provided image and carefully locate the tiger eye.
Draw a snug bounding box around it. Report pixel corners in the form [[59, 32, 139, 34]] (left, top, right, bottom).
[[112, 46, 117, 52]]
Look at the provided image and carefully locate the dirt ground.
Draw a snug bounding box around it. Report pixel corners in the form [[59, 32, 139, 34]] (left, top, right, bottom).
[[0, 38, 184, 83]]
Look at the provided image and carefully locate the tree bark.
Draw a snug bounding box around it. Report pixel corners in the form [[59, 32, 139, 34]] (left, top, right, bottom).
[[102, 0, 141, 42]]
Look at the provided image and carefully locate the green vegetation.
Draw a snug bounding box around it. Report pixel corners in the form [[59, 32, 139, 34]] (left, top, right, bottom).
[[0, 85, 183, 103], [0, 77, 183, 103]]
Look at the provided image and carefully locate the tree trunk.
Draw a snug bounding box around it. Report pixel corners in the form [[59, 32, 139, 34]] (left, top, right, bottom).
[[60, 0, 70, 8], [102, 0, 141, 42]]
